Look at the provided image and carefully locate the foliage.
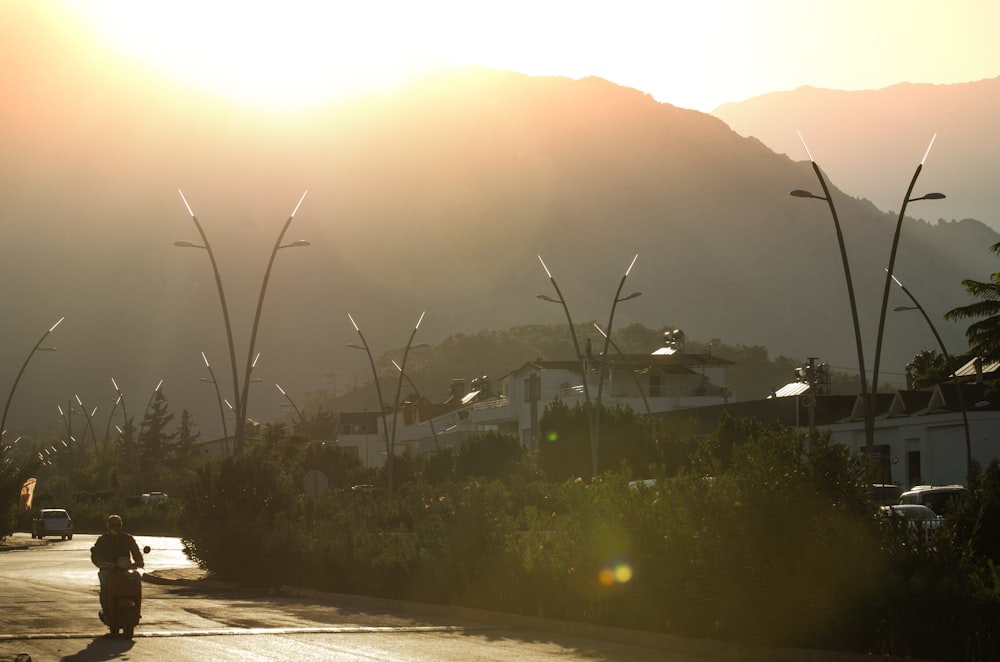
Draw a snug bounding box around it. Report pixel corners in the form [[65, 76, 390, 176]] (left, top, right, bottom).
[[176, 420, 999, 658], [906, 348, 952, 389], [945, 240, 1000, 365]]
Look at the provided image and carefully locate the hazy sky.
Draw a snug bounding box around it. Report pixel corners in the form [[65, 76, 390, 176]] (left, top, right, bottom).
[[57, 0, 1000, 113]]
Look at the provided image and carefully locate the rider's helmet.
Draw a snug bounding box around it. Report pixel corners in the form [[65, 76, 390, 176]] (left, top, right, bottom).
[[106, 514, 123, 533]]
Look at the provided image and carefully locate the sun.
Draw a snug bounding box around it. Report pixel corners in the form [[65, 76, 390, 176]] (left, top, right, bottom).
[[61, 0, 456, 109]]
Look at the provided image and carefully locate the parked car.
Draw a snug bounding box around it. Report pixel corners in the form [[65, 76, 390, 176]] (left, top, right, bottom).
[[140, 491, 169, 503], [898, 484, 967, 517], [879, 504, 943, 543], [867, 483, 902, 506], [32, 508, 73, 540]]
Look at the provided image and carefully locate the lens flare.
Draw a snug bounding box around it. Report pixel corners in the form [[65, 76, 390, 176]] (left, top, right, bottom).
[[598, 562, 633, 586]]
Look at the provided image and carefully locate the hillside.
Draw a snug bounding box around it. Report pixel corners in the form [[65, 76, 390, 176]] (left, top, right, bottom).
[[2, 5, 998, 436], [712, 77, 1000, 232]]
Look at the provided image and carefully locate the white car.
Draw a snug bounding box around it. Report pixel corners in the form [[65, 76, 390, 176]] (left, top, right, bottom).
[[141, 491, 169, 503], [879, 504, 943, 543], [898, 484, 966, 517], [32, 508, 74, 540]]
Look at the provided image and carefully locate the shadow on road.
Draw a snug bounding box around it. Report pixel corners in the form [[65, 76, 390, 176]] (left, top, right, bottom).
[[61, 636, 135, 661]]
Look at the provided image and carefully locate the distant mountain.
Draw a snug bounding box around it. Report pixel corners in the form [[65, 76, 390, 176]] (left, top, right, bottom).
[[2, 5, 998, 438], [712, 78, 1000, 232]]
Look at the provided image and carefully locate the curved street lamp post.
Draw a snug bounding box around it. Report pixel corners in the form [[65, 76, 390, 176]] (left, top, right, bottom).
[[792, 134, 945, 454], [594, 254, 641, 470], [1, 316, 64, 441], [386, 311, 426, 496], [890, 272, 973, 484], [347, 313, 391, 493], [176, 190, 309, 454], [275, 383, 306, 430], [537, 256, 597, 475], [200, 352, 230, 455], [791, 134, 871, 447], [869, 136, 944, 451]]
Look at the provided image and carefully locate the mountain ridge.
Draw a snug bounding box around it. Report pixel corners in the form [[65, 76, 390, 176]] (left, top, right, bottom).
[[2, 6, 997, 436]]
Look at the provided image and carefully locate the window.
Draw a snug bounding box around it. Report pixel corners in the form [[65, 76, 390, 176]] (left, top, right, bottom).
[[649, 374, 662, 397]]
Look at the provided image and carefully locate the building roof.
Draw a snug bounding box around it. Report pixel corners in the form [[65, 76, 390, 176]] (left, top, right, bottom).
[[769, 382, 810, 398], [952, 356, 999, 380], [887, 390, 934, 417]]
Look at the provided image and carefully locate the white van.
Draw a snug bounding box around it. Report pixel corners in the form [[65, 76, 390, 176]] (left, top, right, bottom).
[[898, 484, 966, 517]]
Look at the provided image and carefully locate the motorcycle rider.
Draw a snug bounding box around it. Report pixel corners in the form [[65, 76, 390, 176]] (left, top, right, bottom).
[[91, 514, 144, 622]]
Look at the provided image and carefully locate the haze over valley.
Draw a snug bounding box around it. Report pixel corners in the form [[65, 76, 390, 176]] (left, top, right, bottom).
[[2, 3, 998, 439]]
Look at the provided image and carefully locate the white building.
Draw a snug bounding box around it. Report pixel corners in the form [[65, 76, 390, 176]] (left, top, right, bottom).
[[336, 348, 735, 467], [658, 357, 1000, 489]]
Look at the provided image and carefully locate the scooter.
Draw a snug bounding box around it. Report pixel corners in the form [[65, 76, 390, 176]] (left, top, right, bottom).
[[99, 545, 151, 639]]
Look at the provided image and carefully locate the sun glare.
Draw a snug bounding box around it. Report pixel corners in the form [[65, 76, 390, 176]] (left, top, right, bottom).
[[62, 1, 455, 109]]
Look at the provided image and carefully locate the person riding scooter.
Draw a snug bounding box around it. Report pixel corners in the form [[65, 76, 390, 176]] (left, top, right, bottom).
[[91, 514, 144, 622]]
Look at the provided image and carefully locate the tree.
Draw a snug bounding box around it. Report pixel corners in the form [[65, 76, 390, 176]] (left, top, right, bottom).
[[137, 390, 176, 489], [906, 348, 951, 389], [168, 409, 201, 492], [945, 241, 1000, 365]]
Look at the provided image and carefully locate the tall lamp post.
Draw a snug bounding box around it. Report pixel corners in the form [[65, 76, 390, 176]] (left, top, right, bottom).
[[130, 378, 162, 493], [790, 134, 871, 447], [1, 316, 64, 441], [176, 190, 309, 454], [200, 352, 230, 455], [72, 394, 100, 460], [275, 383, 306, 430], [101, 378, 126, 470], [389, 312, 426, 479], [236, 193, 309, 453], [869, 135, 944, 452], [594, 254, 641, 468], [348, 313, 391, 495], [176, 190, 240, 450], [890, 272, 973, 484], [537, 255, 597, 476]]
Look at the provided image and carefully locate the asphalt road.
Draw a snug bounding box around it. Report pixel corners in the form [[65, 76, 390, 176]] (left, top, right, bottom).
[[0, 532, 723, 661], [0, 533, 901, 662]]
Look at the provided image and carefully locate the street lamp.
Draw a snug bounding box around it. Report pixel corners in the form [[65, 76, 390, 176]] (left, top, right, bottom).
[[594, 254, 640, 470], [201, 352, 230, 455], [890, 272, 972, 485], [133, 379, 163, 490], [389, 313, 427, 476], [791, 132, 871, 447], [870, 135, 944, 454], [537, 255, 597, 476], [1, 316, 64, 441], [176, 190, 240, 453], [392, 359, 439, 450], [176, 190, 309, 454], [275, 383, 306, 430], [348, 313, 391, 495], [101, 378, 126, 469], [73, 394, 100, 459]]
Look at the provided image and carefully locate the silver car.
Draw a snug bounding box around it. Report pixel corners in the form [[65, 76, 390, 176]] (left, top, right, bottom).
[[31, 508, 74, 540]]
